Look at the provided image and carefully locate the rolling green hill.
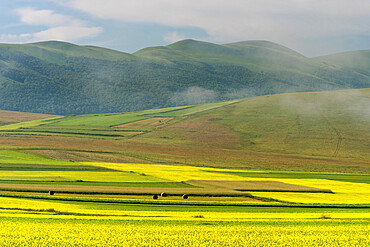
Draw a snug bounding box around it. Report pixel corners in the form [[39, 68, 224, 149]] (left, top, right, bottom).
[[0, 39, 369, 115], [0, 89, 368, 173], [313, 50, 370, 73]]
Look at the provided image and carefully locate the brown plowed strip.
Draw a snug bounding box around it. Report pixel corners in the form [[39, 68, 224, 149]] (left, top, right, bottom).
[[0, 191, 262, 202], [187, 180, 332, 192], [0, 183, 239, 195], [114, 117, 174, 129], [0, 110, 60, 124]]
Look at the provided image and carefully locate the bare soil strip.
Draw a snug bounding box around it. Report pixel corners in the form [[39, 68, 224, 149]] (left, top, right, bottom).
[[0, 183, 240, 196], [187, 180, 333, 193], [0, 110, 60, 124], [0, 180, 332, 196], [114, 118, 174, 128]]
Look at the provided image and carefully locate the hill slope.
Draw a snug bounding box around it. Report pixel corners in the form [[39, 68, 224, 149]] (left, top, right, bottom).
[[312, 50, 370, 73], [0, 40, 369, 114], [0, 89, 368, 173]]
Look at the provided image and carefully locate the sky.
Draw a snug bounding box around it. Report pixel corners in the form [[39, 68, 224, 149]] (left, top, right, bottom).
[[0, 0, 369, 57]]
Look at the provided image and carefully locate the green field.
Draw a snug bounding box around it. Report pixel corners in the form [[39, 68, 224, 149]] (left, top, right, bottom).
[[0, 89, 368, 245]]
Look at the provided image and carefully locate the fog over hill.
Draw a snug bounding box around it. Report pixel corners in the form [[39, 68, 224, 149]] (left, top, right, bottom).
[[0, 39, 369, 115]]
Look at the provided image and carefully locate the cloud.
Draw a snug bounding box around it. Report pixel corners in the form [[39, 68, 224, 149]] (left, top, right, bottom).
[[163, 32, 185, 43], [279, 90, 370, 121], [33, 26, 102, 42], [0, 34, 33, 43], [16, 8, 84, 27], [0, 8, 102, 43], [64, 0, 370, 54]]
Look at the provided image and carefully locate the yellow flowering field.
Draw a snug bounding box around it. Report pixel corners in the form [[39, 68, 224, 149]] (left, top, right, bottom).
[[0, 217, 368, 247], [252, 179, 370, 204], [0, 161, 368, 246], [85, 162, 249, 181]]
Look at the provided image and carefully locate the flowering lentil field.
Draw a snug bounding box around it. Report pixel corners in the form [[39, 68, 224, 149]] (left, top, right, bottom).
[[0, 152, 368, 246], [0, 216, 368, 246], [0, 165, 368, 246]]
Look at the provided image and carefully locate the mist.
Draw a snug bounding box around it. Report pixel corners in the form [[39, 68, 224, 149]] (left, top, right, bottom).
[[170, 86, 217, 106], [280, 89, 370, 122], [225, 87, 257, 100]]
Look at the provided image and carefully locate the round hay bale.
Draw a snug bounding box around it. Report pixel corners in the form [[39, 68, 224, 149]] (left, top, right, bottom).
[[182, 194, 188, 199], [152, 195, 158, 200], [49, 191, 55, 196], [161, 192, 167, 197]]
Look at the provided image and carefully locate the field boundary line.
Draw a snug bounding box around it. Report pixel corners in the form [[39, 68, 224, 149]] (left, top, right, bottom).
[[1, 193, 369, 208], [317, 105, 343, 157]]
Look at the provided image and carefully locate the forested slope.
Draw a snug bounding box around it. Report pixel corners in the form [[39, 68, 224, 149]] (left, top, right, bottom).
[[0, 40, 369, 114]]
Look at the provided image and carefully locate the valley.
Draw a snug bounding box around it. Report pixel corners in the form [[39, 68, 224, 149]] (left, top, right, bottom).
[[0, 89, 368, 246]]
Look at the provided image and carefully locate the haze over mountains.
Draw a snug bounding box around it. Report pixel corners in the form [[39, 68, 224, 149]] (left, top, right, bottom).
[[0, 39, 369, 115]]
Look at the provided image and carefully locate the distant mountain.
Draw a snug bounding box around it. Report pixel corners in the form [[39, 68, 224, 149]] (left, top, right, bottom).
[[312, 50, 370, 73], [0, 39, 369, 114]]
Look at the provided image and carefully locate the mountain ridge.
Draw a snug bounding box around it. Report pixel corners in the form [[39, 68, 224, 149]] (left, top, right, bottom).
[[0, 39, 369, 114]]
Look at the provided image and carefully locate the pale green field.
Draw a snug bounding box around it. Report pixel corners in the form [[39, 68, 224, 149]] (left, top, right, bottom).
[[0, 117, 62, 130], [0, 150, 74, 165]]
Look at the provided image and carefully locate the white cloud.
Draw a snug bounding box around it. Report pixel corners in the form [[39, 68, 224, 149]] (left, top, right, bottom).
[[16, 8, 84, 27], [0, 34, 32, 43], [64, 0, 370, 53], [33, 26, 102, 41], [163, 32, 185, 43], [0, 7, 102, 44]]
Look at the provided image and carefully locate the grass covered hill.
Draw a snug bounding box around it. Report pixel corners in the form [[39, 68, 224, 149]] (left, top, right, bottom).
[[0, 89, 368, 174], [0, 40, 369, 115]]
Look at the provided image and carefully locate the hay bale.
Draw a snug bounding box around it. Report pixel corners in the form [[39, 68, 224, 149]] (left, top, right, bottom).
[[152, 195, 158, 199], [161, 192, 167, 197], [49, 191, 55, 196], [182, 194, 188, 199]]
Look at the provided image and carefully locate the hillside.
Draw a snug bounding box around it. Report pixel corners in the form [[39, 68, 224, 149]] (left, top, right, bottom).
[[0, 89, 368, 173], [0, 40, 369, 114], [312, 50, 370, 73]]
